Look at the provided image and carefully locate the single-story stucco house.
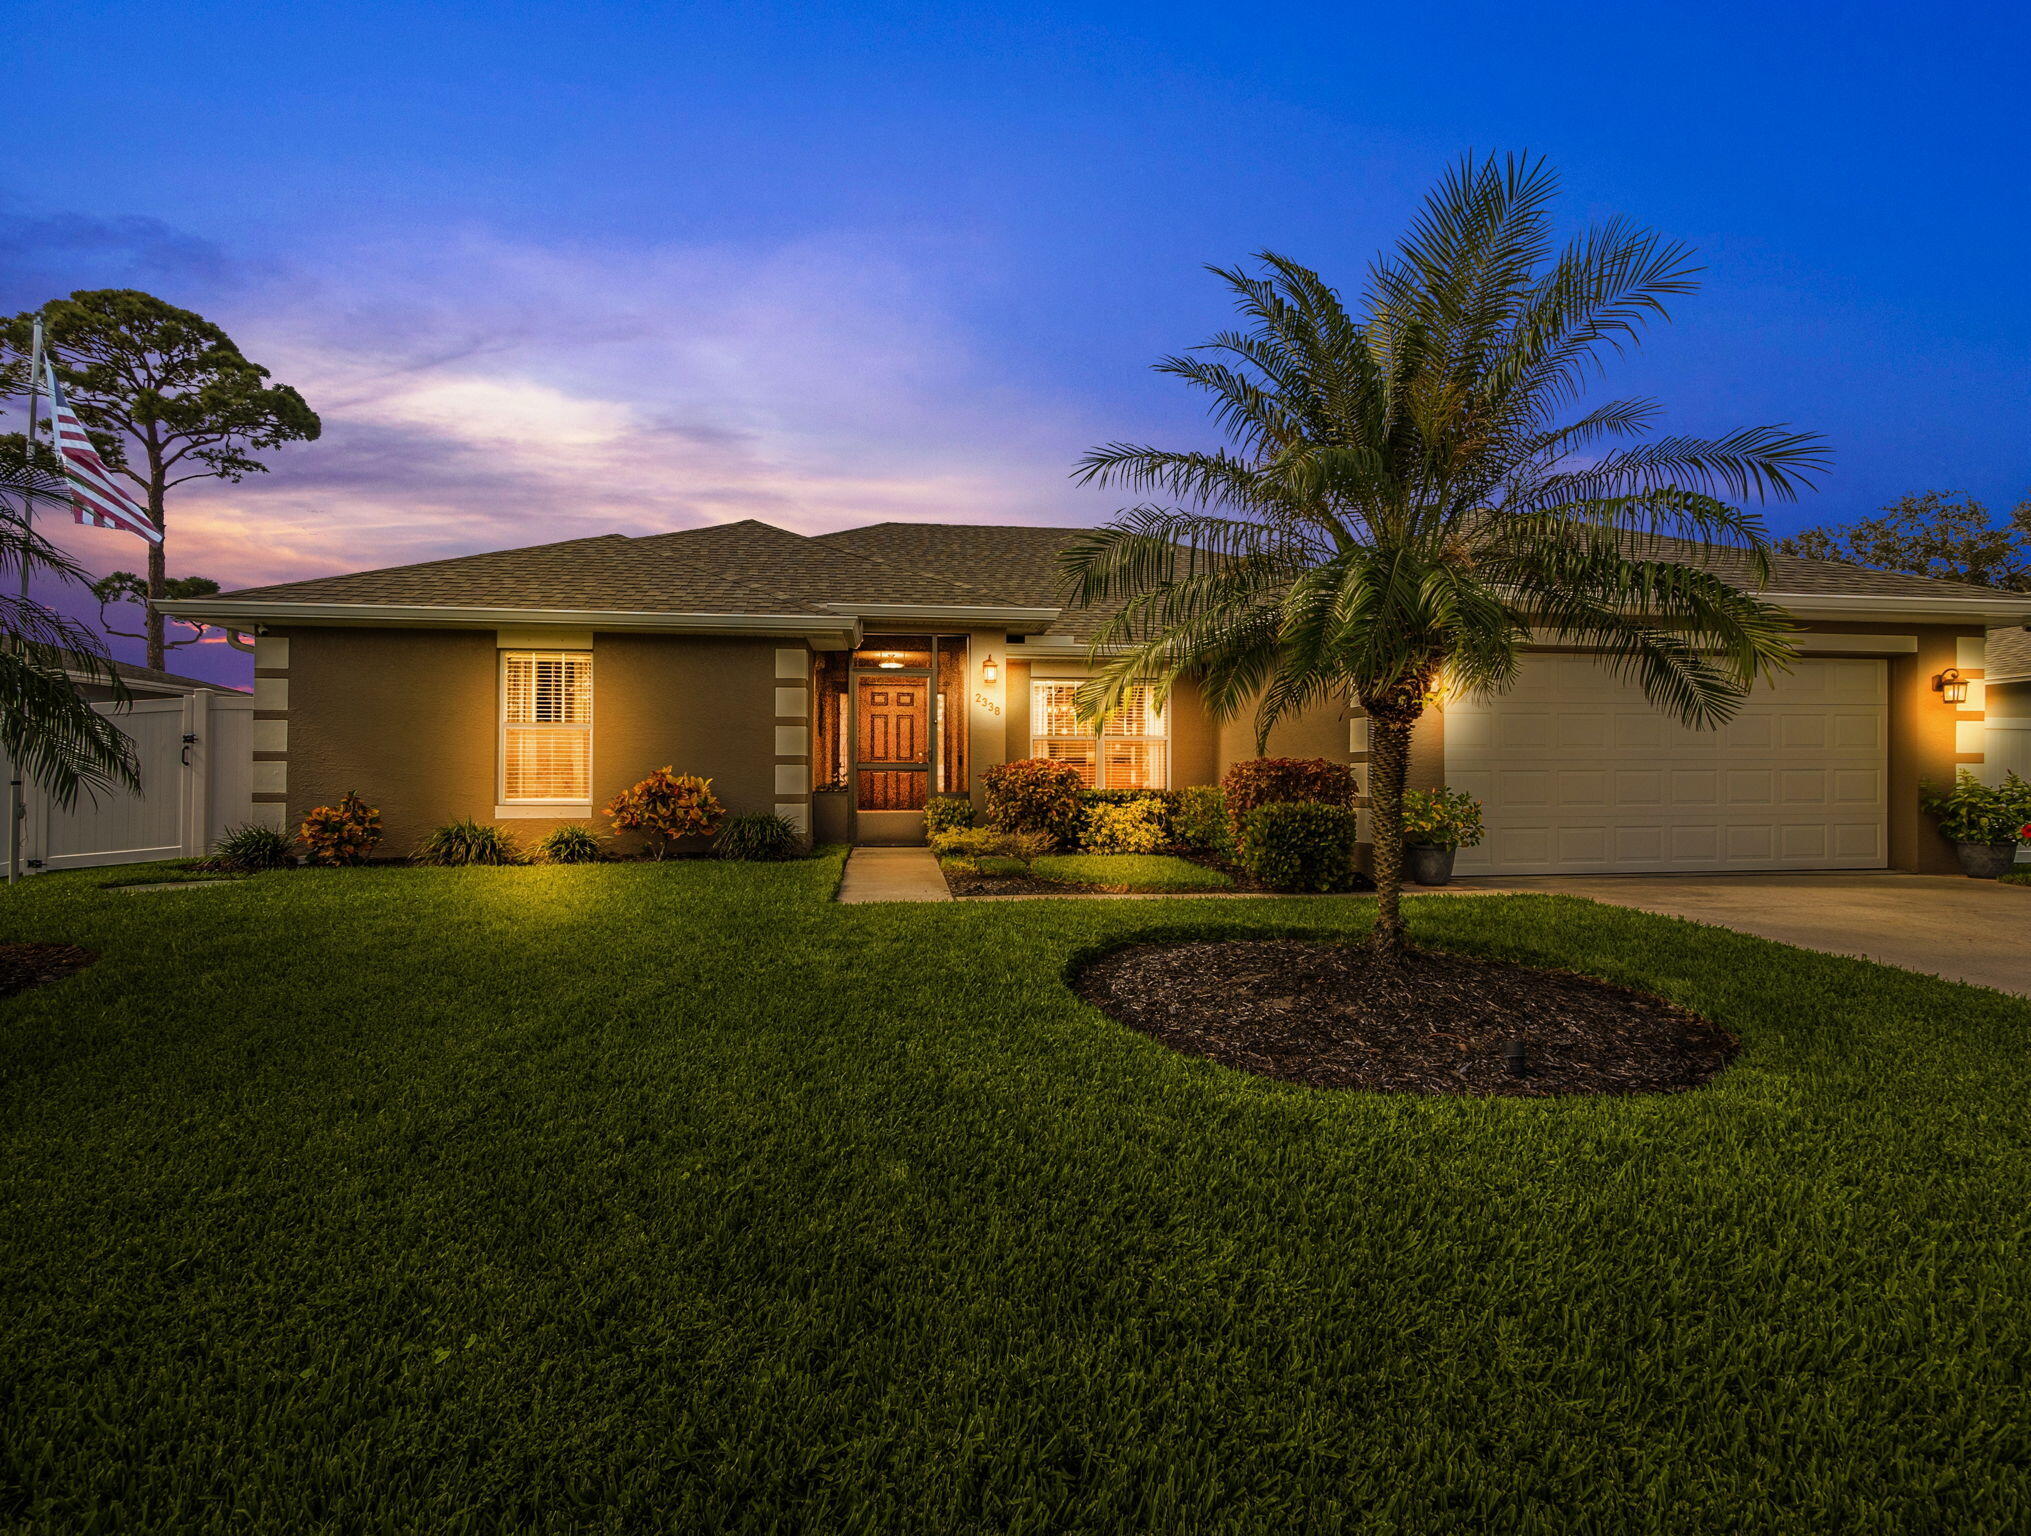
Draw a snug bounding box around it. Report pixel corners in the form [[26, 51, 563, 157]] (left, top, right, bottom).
[[161, 519, 2031, 875]]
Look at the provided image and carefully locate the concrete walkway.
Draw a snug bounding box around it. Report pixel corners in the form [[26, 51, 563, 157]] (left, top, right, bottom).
[[1444, 872, 2029, 996], [837, 846, 951, 904]]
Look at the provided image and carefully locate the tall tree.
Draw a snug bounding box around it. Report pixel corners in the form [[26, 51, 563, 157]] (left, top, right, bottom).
[[1777, 490, 2031, 590], [0, 465, 139, 807], [1063, 155, 1827, 953], [0, 291, 320, 668]]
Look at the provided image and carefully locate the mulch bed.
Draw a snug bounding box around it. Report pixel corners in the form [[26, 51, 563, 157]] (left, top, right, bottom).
[[1073, 939, 1737, 1096], [0, 943, 98, 1000]]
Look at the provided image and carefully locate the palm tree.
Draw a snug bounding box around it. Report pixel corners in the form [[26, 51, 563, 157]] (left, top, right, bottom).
[[1062, 154, 1828, 953], [1, 463, 140, 808]]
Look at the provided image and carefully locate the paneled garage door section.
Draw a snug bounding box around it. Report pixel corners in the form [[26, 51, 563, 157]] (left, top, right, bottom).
[[1447, 655, 1887, 875]]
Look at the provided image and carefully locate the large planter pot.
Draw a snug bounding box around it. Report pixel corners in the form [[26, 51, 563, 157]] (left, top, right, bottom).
[[1406, 844, 1457, 886], [1954, 841, 2022, 879]]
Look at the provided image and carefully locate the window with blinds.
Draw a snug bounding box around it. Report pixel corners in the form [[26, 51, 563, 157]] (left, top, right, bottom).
[[1030, 680, 1167, 790], [502, 651, 592, 801]]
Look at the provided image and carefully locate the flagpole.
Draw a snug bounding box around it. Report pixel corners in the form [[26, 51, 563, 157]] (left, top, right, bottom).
[[6, 315, 43, 884]]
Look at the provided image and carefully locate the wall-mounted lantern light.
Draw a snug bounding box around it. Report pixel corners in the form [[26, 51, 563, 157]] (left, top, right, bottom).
[[1934, 667, 1970, 704], [981, 654, 999, 684]]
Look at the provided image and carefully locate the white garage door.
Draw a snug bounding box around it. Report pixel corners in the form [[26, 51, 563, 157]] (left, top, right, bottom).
[[1448, 655, 1887, 876]]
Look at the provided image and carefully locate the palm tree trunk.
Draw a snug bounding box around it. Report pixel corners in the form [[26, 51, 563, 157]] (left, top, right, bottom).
[[1367, 716, 1413, 954]]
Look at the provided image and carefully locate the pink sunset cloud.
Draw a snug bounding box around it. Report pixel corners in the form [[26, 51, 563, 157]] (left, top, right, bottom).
[[128, 228, 1118, 590]]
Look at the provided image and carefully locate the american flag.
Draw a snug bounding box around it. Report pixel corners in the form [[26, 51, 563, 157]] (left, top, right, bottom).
[[43, 361, 161, 543]]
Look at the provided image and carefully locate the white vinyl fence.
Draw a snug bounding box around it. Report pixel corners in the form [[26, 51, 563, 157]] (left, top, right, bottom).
[[3, 692, 254, 876]]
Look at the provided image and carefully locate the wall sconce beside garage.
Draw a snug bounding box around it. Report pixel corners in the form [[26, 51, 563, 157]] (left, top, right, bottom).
[[1934, 668, 1970, 704]]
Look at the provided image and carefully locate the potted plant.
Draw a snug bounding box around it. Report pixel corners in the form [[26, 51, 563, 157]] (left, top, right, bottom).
[[1921, 771, 2031, 878], [1400, 786, 1485, 886]]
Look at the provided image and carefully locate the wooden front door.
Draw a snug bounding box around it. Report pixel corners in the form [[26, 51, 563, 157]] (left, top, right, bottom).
[[856, 675, 929, 810]]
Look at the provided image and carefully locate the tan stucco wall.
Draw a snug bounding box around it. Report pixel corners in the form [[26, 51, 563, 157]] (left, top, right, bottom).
[[272, 626, 783, 856], [267, 617, 1988, 870], [280, 627, 496, 851], [1886, 626, 1985, 874]]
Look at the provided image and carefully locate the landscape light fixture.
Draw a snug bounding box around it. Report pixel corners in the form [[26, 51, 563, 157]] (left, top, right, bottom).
[[1934, 668, 1969, 704], [981, 654, 999, 684]]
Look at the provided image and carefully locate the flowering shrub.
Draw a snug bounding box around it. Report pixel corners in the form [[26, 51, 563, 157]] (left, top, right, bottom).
[[1921, 771, 2031, 844], [1235, 802, 1359, 892], [605, 768, 725, 858], [1171, 784, 1232, 855], [1401, 787, 1486, 849], [298, 791, 382, 866], [1081, 798, 1167, 854], [983, 758, 1085, 843]]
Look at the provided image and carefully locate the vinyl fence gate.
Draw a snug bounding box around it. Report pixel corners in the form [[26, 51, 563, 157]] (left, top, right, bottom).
[[3, 692, 255, 876]]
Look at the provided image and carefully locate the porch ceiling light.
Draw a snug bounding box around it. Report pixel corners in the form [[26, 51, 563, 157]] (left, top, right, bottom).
[[1934, 667, 1970, 704], [981, 653, 999, 684], [876, 659, 903, 669]]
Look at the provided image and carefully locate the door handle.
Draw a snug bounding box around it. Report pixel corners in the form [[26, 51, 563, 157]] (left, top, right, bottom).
[[181, 733, 199, 765]]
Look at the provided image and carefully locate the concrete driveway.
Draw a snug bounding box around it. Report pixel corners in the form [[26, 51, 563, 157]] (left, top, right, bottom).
[[1442, 872, 2029, 996]]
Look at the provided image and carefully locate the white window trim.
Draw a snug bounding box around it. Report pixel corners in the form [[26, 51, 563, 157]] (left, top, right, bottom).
[[499, 649, 594, 807], [1029, 680, 1169, 790]]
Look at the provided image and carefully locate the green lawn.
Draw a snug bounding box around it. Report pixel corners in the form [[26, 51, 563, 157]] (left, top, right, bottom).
[[3, 853, 2028, 1534], [1031, 852, 1236, 891]]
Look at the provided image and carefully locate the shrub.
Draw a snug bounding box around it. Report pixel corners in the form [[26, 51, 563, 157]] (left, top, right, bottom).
[[1077, 788, 1175, 846], [924, 796, 976, 836], [1223, 756, 1361, 818], [983, 758, 1085, 844], [412, 819, 524, 866], [715, 812, 802, 861], [1235, 801, 1360, 892], [207, 823, 293, 872], [535, 823, 607, 864], [1401, 787, 1486, 850], [1921, 771, 2031, 845], [298, 791, 381, 867], [1224, 757, 1360, 857], [930, 826, 1054, 871], [1081, 798, 1167, 855], [1172, 784, 1231, 855], [605, 768, 725, 857]]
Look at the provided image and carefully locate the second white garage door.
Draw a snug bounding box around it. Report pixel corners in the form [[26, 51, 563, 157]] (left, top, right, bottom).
[[1447, 655, 1887, 876]]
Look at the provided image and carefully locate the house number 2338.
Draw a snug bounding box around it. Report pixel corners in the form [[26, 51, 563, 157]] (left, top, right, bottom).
[[973, 692, 1002, 715]]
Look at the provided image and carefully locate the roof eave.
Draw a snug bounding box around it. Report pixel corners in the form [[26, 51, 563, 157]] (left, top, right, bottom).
[[156, 598, 864, 641], [1771, 592, 2031, 624], [817, 602, 1062, 631]]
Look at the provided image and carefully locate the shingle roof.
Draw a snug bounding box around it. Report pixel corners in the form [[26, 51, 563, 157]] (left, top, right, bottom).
[[1989, 625, 2031, 682], [209, 517, 2028, 642], [815, 522, 1119, 640], [216, 521, 992, 614]]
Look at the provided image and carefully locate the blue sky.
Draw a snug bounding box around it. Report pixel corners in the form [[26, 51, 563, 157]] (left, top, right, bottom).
[[8, 1, 2030, 681]]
